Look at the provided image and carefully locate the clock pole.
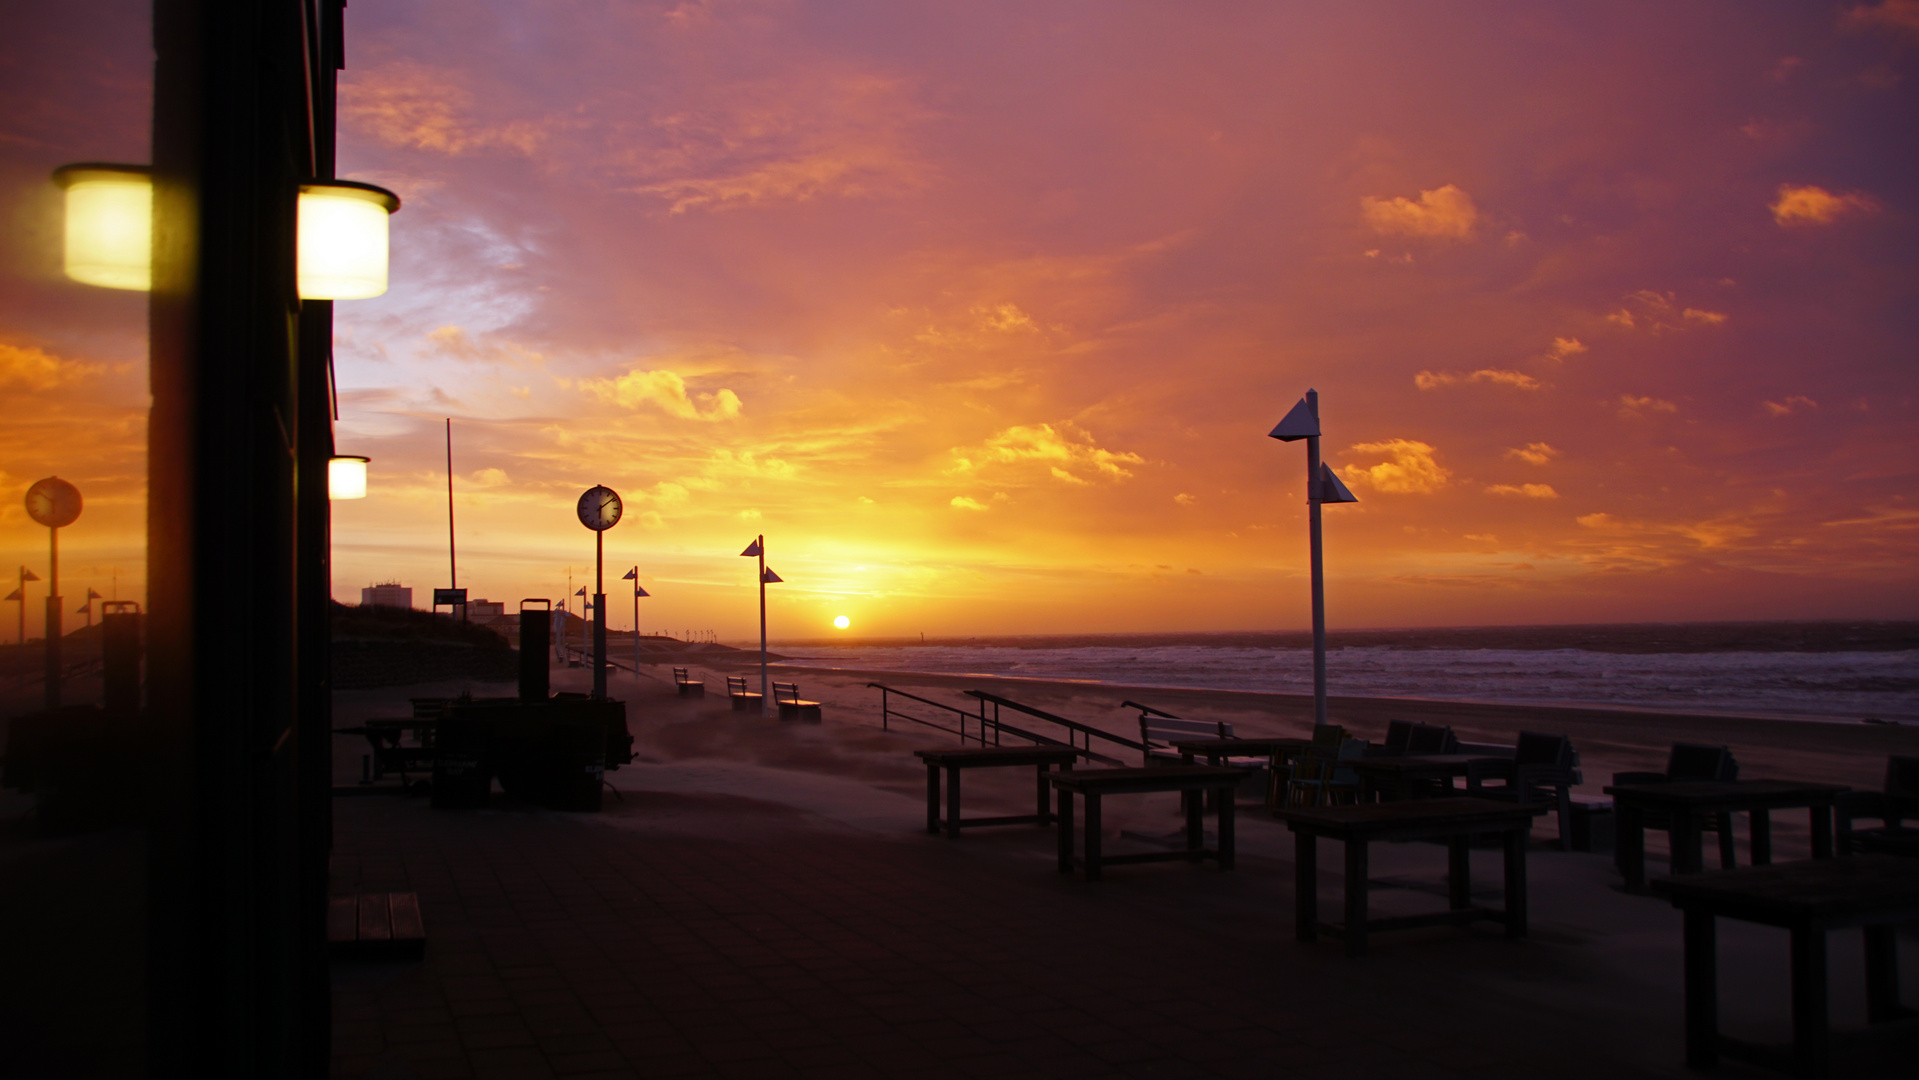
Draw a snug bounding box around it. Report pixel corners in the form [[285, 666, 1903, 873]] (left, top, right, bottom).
[[593, 528, 607, 701], [45, 523, 61, 709]]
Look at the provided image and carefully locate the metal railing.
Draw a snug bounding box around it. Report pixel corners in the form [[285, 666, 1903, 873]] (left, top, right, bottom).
[[963, 689, 1140, 765], [867, 683, 1127, 764]]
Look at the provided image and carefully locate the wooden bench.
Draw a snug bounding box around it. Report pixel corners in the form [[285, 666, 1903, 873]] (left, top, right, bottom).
[[773, 681, 821, 722], [725, 675, 763, 712], [327, 892, 425, 960], [915, 746, 1079, 838], [1657, 854, 1919, 1079], [1049, 766, 1247, 880], [673, 667, 704, 697], [1276, 797, 1538, 957]]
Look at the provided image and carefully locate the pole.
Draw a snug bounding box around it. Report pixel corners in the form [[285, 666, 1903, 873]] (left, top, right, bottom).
[[631, 567, 640, 683], [45, 527, 61, 709], [446, 418, 459, 619], [592, 530, 606, 700], [1305, 389, 1327, 729], [758, 534, 769, 716]]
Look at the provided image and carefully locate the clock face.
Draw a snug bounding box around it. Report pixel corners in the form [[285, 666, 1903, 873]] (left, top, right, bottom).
[[25, 477, 82, 529], [577, 485, 622, 531]]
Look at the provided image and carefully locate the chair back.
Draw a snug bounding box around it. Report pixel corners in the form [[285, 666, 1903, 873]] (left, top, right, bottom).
[[1667, 742, 1737, 782], [1406, 724, 1457, 755], [1382, 720, 1414, 753], [1514, 731, 1572, 768], [1886, 756, 1919, 802], [1310, 724, 1346, 751]]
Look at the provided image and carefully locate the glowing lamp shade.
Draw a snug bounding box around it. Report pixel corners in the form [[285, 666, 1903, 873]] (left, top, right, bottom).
[[298, 181, 399, 299], [54, 164, 152, 291], [328, 455, 370, 500]]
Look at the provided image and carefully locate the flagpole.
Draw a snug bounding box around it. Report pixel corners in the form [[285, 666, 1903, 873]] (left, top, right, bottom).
[[758, 535, 769, 716]]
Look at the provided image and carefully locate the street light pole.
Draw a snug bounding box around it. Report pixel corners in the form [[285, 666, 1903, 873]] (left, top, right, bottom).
[[1270, 388, 1358, 730], [739, 535, 781, 716]]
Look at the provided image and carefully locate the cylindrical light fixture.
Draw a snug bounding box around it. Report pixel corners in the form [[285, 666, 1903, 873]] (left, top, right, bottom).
[[328, 455, 370, 500], [53, 164, 152, 291], [298, 181, 400, 299]]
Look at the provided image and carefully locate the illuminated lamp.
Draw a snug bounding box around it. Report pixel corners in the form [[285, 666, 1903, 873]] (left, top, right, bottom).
[[53, 164, 152, 291], [328, 455, 370, 500], [297, 181, 400, 299]]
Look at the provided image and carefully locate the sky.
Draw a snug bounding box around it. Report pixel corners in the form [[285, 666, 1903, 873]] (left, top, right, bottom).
[[2, 1, 1916, 640]]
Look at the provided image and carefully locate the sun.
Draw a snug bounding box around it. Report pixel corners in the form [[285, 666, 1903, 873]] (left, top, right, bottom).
[[833, 615, 850, 629]]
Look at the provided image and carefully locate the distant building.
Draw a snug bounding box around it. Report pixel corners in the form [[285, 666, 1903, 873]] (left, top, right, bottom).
[[360, 582, 413, 609], [467, 599, 505, 617]]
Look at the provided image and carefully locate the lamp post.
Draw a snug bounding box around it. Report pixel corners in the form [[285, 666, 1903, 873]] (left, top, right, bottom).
[[622, 566, 648, 683], [9, 566, 39, 646], [25, 477, 83, 709], [739, 536, 782, 716], [1268, 389, 1358, 729], [576, 486, 623, 701]]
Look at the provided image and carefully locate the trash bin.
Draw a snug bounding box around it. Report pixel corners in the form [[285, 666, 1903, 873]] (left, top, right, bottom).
[[430, 714, 491, 809]]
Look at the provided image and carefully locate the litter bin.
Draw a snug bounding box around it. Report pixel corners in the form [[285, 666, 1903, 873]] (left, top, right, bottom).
[[430, 714, 492, 809]]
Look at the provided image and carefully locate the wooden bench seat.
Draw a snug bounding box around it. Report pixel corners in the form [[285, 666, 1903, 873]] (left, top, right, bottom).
[[327, 892, 425, 960], [725, 675, 763, 712], [773, 681, 820, 722], [673, 666, 704, 697]]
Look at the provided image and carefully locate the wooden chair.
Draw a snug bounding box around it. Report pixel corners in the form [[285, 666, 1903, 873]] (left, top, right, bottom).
[[725, 675, 763, 712], [1283, 731, 1369, 808], [1613, 742, 1739, 870], [1269, 725, 1344, 808], [1838, 755, 1919, 854], [772, 682, 821, 722], [1404, 723, 1459, 755], [672, 667, 704, 697], [1468, 731, 1583, 850], [1371, 719, 1415, 756]]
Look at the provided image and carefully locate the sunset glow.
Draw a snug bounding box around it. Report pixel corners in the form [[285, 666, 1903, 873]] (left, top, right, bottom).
[[4, 2, 1915, 640]]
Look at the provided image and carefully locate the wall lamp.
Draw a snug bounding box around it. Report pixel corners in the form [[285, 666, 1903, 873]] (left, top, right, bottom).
[[328, 455, 370, 500], [53, 164, 400, 298]]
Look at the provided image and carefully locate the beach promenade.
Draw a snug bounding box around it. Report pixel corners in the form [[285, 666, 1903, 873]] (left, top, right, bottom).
[[328, 666, 1919, 1079]]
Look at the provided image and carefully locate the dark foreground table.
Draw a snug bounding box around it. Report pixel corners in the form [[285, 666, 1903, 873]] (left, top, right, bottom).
[[1606, 779, 1850, 891], [1348, 753, 1502, 801], [1050, 766, 1246, 881], [1277, 797, 1537, 957], [915, 746, 1080, 839], [1657, 854, 1919, 1080]]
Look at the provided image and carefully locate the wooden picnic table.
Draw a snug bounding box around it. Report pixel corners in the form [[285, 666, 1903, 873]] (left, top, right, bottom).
[[1276, 797, 1538, 957], [913, 746, 1079, 839], [1049, 766, 1247, 881], [1656, 854, 1919, 1079], [1170, 735, 1313, 766], [1605, 779, 1851, 891], [1348, 753, 1503, 801]]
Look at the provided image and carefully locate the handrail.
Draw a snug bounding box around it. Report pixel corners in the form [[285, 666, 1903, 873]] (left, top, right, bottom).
[[867, 683, 1124, 764], [964, 689, 1144, 763], [1120, 699, 1182, 720]]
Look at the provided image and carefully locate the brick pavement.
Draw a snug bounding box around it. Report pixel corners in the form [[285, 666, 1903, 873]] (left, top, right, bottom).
[[330, 779, 1700, 1080]]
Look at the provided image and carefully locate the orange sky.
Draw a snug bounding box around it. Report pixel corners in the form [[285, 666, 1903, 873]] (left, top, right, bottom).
[[3, 1, 1917, 640]]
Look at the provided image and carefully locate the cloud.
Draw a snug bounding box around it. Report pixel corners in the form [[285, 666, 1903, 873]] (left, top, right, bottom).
[[950, 496, 989, 511], [1360, 184, 1478, 240], [1339, 439, 1451, 494], [1608, 291, 1728, 333], [949, 423, 1144, 484], [1617, 394, 1678, 418], [1770, 184, 1880, 226], [1763, 395, 1818, 417], [579, 369, 744, 421], [0, 342, 101, 390], [1843, 1, 1919, 38], [1173, 493, 1197, 506], [1415, 368, 1543, 390], [342, 62, 549, 156], [1485, 483, 1559, 499], [1546, 337, 1587, 361], [1505, 442, 1559, 466], [1682, 308, 1727, 325], [425, 326, 546, 367]]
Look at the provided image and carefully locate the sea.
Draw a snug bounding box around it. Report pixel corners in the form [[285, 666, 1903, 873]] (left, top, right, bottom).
[[772, 622, 1919, 724]]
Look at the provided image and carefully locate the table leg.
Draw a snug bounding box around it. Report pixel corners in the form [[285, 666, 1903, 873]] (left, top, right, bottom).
[[1295, 830, 1317, 943], [1056, 788, 1074, 874], [1217, 786, 1235, 870], [1036, 764, 1051, 826], [1502, 828, 1528, 938], [1750, 808, 1772, 866], [945, 766, 962, 840], [1448, 835, 1471, 912], [1683, 907, 1718, 1069], [1810, 804, 1834, 859], [1864, 924, 1902, 1024], [1671, 811, 1704, 875], [1084, 794, 1103, 882], [1185, 782, 1204, 858], [1344, 839, 1369, 958], [925, 762, 940, 835], [1790, 923, 1830, 1080], [1618, 803, 1646, 891]]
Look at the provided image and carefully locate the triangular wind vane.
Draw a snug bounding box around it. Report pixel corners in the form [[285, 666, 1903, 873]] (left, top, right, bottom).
[[634, 586, 650, 598], [761, 568, 783, 584], [86, 587, 103, 598], [621, 568, 637, 580], [1268, 396, 1320, 442], [20, 568, 40, 582], [575, 587, 587, 595], [740, 540, 762, 557], [4, 587, 20, 601], [76, 601, 91, 613], [1318, 462, 1359, 504]]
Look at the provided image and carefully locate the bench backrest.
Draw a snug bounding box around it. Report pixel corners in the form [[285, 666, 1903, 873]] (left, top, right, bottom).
[[1668, 742, 1737, 782], [726, 675, 750, 693], [772, 681, 801, 703], [673, 667, 693, 683], [1514, 731, 1574, 769], [1138, 715, 1231, 763]]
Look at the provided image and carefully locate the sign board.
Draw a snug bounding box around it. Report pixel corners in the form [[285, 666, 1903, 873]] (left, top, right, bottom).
[[432, 588, 467, 606]]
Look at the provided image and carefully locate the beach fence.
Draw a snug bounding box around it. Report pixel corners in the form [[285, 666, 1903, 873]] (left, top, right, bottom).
[[868, 683, 1137, 765]]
